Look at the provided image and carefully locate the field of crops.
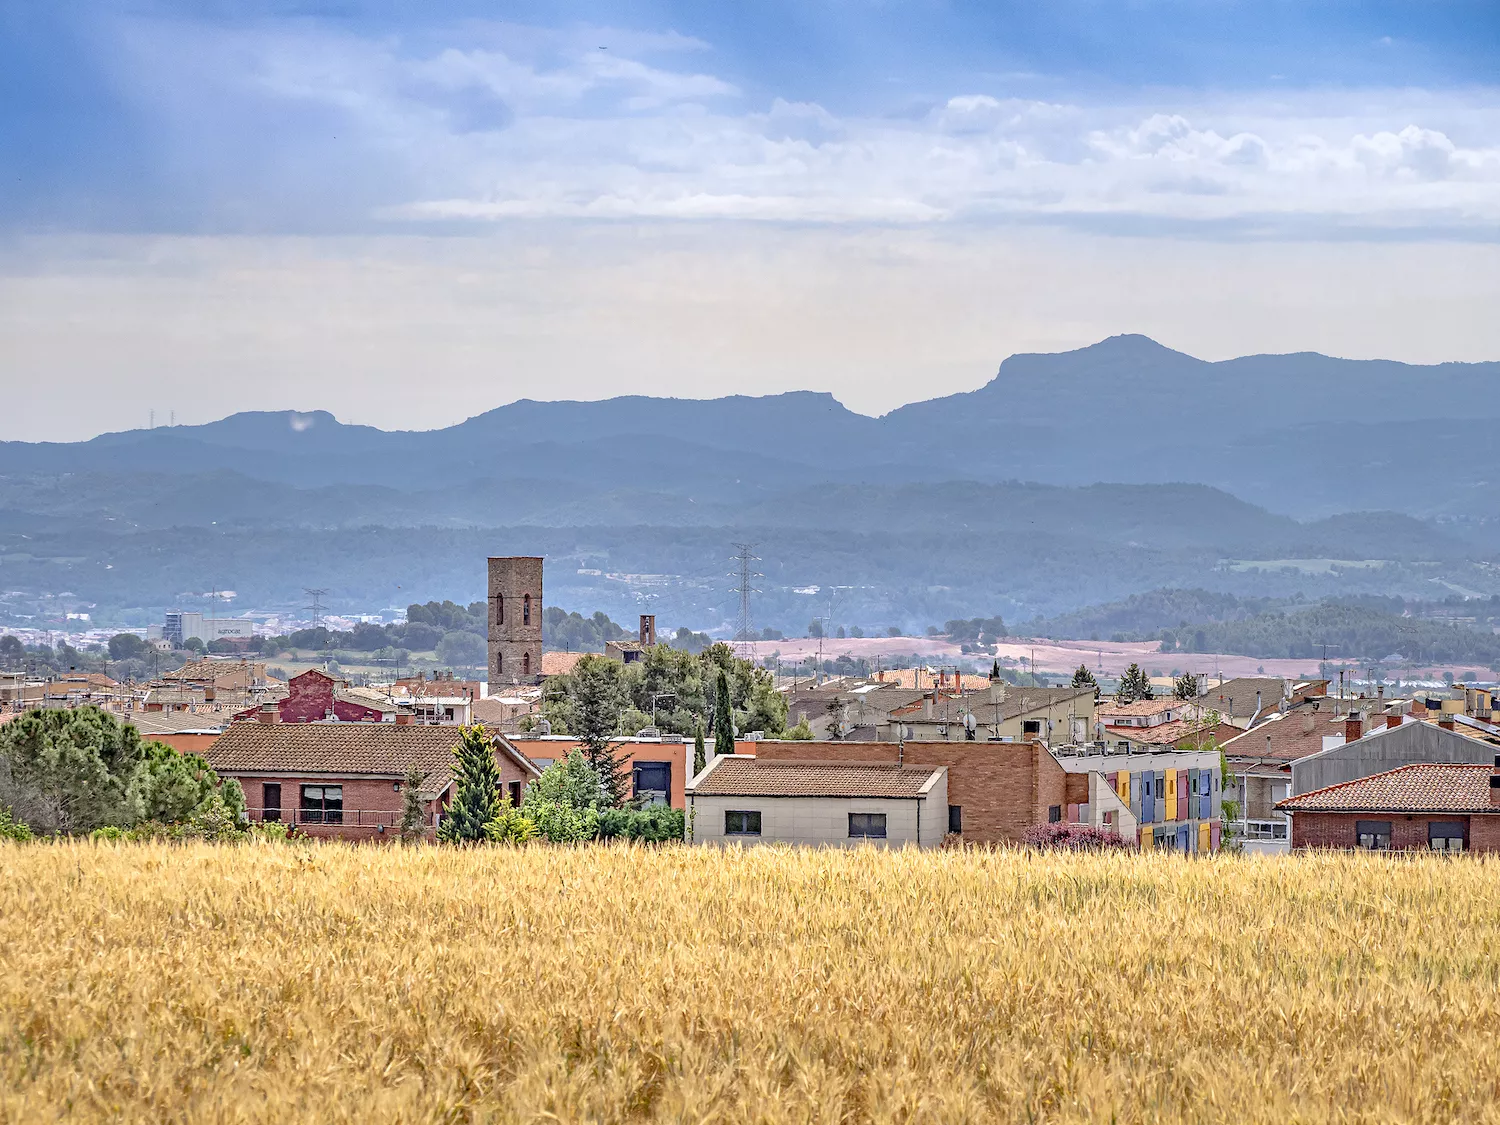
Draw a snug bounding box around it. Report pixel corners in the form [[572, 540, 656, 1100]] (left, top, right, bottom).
[[3, 842, 1500, 1124]]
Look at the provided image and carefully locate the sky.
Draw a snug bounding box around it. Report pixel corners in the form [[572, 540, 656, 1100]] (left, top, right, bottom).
[[2, 0, 1499, 440]]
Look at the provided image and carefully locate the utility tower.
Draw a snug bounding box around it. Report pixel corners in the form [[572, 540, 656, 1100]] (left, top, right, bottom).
[[729, 543, 761, 656], [304, 588, 330, 631]]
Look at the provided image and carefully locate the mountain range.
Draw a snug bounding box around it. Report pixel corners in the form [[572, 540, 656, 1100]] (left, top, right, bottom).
[[2, 335, 1497, 631]]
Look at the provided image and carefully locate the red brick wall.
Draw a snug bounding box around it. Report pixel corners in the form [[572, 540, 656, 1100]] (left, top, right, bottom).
[[226, 751, 535, 842], [753, 740, 1058, 844], [1291, 812, 1490, 852]]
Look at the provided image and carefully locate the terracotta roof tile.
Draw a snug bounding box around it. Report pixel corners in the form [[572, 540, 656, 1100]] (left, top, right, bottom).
[[1099, 698, 1181, 719], [207, 721, 538, 778], [1278, 763, 1499, 813], [691, 756, 943, 798], [541, 652, 586, 676]]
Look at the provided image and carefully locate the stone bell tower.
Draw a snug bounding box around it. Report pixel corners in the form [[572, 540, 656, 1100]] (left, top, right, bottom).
[[487, 556, 543, 685]]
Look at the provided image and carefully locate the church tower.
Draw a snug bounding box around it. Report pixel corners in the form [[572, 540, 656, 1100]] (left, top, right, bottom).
[[487, 556, 543, 685]]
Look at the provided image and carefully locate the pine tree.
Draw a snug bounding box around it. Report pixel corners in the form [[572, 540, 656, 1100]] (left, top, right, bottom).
[[1173, 671, 1201, 701], [713, 669, 735, 758], [1071, 664, 1099, 700], [436, 725, 501, 844], [574, 657, 627, 807], [398, 763, 427, 842], [693, 720, 706, 776], [1117, 663, 1154, 705]]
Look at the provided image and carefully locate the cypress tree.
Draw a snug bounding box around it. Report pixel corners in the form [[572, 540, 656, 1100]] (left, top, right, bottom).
[[693, 719, 706, 776], [437, 724, 501, 843], [399, 763, 428, 842], [713, 669, 735, 758]]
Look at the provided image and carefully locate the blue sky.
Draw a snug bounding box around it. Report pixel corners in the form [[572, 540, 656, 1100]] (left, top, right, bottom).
[[2, 1, 1498, 438]]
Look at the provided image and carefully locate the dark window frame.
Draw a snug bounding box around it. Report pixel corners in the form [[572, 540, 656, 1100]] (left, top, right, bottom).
[[1048, 805, 1062, 823], [849, 812, 888, 839], [1355, 819, 1391, 850], [948, 804, 962, 834], [262, 782, 282, 822], [300, 784, 344, 825], [724, 809, 761, 836]]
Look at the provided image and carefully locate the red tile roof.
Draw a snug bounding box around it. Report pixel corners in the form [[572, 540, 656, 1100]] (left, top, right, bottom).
[[541, 652, 586, 676], [1278, 764, 1499, 814], [691, 756, 943, 798], [207, 721, 538, 778], [1099, 698, 1181, 719], [1222, 710, 1340, 761]]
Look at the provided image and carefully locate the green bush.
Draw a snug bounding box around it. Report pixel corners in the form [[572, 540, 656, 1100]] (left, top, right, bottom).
[[483, 801, 539, 845], [89, 825, 126, 843], [0, 806, 33, 842], [596, 805, 685, 843], [248, 820, 293, 843], [526, 799, 598, 843]]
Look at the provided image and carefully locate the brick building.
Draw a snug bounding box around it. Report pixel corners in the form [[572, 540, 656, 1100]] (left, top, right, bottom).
[[488, 555, 543, 686], [208, 721, 541, 840], [511, 733, 762, 809], [235, 669, 396, 724], [1278, 760, 1500, 853]]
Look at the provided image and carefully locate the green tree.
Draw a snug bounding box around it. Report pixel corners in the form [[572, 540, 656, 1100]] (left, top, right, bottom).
[[1173, 671, 1201, 700], [693, 720, 706, 776], [484, 799, 539, 844], [398, 764, 427, 841], [572, 655, 627, 806], [123, 744, 219, 825], [523, 750, 605, 811], [436, 724, 502, 844], [1071, 664, 1100, 700], [713, 669, 735, 758], [108, 633, 149, 661], [1117, 663, 1154, 704]]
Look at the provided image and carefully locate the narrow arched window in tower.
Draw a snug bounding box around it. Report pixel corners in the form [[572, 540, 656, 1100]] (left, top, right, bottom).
[[496, 653, 503, 674], [495, 593, 504, 625], [523, 594, 531, 625], [523, 652, 531, 677]]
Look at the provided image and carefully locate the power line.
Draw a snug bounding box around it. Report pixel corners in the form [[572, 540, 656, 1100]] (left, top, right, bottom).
[[304, 588, 330, 631], [729, 543, 761, 655]]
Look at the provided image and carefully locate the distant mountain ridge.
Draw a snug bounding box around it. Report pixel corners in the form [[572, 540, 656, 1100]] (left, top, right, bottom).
[[3, 335, 1498, 523]]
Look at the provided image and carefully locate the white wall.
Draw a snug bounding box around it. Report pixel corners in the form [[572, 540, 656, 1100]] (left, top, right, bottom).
[[691, 788, 946, 849]]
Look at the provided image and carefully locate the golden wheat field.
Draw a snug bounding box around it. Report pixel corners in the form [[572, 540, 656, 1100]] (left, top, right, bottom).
[[2, 843, 1500, 1125]]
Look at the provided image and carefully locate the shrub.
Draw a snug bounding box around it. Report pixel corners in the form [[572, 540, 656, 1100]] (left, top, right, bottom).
[[1021, 823, 1132, 851], [483, 801, 539, 845], [248, 821, 293, 843], [526, 799, 598, 844], [90, 826, 126, 843], [597, 805, 685, 843], [0, 806, 33, 842]]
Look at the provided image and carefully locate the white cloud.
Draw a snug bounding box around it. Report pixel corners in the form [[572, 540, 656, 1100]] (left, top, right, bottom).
[[105, 16, 1500, 235]]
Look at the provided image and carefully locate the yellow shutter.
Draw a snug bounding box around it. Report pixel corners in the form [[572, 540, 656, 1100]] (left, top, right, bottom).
[[1198, 822, 1211, 853], [1165, 770, 1177, 821]]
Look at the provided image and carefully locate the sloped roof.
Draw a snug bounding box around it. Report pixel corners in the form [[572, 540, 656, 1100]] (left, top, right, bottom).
[[690, 756, 943, 798], [1277, 763, 1498, 813], [1107, 718, 1236, 746], [126, 711, 230, 736], [163, 659, 256, 682], [1195, 678, 1285, 719], [1100, 698, 1181, 719], [1222, 709, 1340, 761], [541, 651, 586, 676], [207, 722, 539, 778]]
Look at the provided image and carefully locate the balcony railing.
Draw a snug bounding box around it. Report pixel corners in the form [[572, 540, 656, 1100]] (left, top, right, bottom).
[[246, 807, 437, 829]]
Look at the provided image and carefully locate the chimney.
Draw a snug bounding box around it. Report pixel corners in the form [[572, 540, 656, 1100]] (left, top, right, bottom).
[[1300, 713, 1316, 734], [1491, 754, 1500, 807], [395, 712, 413, 726], [1439, 717, 1456, 731], [1344, 714, 1363, 743], [1386, 714, 1401, 730], [639, 614, 656, 647], [257, 703, 279, 725]]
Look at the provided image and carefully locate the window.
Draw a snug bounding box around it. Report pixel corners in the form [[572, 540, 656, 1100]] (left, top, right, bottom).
[[522, 652, 531, 677], [262, 782, 282, 822], [1022, 719, 1042, 737], [1355, 819, 1391, 850], [948, 805, 962, 834], [633, 762, 671, 806], [496, 653, 503, 674], [496, 593, 504, 625], [300, 785, 343, 825], [523, 594, 531, 625], [1428, 822, 1466, 852], [507, 781, 523, 807], [725, 810, 761, 836], [849, 812, 888, 839], [1048, 805, 1062, 823]]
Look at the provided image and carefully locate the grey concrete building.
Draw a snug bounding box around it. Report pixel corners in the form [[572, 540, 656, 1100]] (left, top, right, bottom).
[[1291, 719, 1499, 797], [488, 556, 543, 686]]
